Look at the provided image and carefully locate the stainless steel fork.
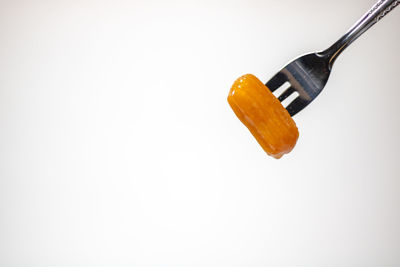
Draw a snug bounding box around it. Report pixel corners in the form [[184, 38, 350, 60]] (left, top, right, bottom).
[[266, 0, 399, 117]]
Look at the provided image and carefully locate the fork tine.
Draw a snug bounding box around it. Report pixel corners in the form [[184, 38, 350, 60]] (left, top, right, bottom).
[[285, 97, 309, 117], [277, 86, 295, 102], [265, 72, 287, 92]]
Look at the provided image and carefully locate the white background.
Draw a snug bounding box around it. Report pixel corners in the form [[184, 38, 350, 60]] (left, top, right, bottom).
[[1, 0, 399, 266]]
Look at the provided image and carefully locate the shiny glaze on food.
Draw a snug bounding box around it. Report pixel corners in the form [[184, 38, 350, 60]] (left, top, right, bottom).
[[228, 74, 299, 158]]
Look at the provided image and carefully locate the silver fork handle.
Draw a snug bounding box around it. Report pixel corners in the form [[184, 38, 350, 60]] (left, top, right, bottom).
[[321, 0, 399, 69]]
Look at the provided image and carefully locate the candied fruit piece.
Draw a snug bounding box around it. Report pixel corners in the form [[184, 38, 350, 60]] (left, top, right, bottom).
[[228, 74, 299, 158]]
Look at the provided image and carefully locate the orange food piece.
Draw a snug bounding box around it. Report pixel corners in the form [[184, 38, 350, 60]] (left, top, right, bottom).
[[227, 74, 299, 159]]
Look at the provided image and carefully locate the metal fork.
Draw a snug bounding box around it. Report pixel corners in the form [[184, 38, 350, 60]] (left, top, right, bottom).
[[266, 0, 399, 117]]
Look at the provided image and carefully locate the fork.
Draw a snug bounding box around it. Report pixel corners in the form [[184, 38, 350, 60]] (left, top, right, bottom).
[[266, 0, 399, 117]]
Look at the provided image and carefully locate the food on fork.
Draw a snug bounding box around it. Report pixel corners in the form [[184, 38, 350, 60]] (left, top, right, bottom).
[[227, 1, 397, 158], [227, 74, 299, 159]]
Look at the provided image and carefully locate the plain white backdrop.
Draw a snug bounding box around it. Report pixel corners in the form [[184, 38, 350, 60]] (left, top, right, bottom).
[[1, 0, 399, 266]]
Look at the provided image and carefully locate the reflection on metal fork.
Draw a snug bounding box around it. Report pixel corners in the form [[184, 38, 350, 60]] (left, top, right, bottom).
[[266, 0, 399, 117]]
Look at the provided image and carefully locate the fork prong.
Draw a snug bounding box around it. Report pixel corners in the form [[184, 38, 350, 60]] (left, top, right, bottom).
[[265, 72, 287, 92], [277, 86, 295, 102], [285, 97, 310, 117]]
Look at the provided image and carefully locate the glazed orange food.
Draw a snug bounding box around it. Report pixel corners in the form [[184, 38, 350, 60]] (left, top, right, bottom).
[[227, 74, 299, 159]]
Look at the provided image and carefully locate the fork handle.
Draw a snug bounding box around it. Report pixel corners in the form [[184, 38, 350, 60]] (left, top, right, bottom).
[[321, 0, 399, 69]]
